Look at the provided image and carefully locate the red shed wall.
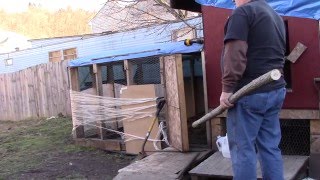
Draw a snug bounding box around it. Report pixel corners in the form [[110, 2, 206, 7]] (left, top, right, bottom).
[[202, 6, 320, 109]]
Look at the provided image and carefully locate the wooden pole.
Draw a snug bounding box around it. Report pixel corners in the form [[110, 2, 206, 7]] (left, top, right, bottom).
[[124, 60, 134, 85], [192, 69, 281, 128], [69, 67, 85, 138], [93, 64, 107, 140]]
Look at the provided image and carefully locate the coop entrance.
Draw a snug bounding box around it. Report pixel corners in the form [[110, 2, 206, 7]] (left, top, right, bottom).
[[181, 53, 208, 147]]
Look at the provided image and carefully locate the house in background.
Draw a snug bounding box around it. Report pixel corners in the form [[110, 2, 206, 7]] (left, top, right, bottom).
[[89, 0, 200, 33], [0, 30, 31, 54], [0, 16, 203, 74]]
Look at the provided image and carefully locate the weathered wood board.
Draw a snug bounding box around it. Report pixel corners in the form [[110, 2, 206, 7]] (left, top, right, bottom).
[[189, 152, 309, 180], [114, 149, 211, 180], [0, 61, 70, 121], [164, 55, 189, 151]]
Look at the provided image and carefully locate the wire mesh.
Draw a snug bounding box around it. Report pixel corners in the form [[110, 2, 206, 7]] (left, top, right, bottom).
[[78, 66, 93, 91], [130, 56, 161, 85], [279, 119, 310, 156], [104, 62, 127, 85]]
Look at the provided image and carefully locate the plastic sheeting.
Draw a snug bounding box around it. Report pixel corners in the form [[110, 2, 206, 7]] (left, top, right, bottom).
[[196, 0, 320, 20], [68, 41, 203, 67]]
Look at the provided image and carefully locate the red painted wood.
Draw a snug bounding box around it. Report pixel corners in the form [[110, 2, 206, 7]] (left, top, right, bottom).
[[282, 17, 320, 109], [202, 6, 320, 109]]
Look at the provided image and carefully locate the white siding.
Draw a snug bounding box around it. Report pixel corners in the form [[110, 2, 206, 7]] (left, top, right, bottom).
[[0, 17, 203, 74], [29, 36, 84, 48]]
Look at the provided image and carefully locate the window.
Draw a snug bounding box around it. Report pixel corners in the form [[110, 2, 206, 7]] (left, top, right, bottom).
[[49, 50, 62, 62], [4, 58, 13, 66], [63, 48, 77, 60], [49, 48, 77, 62]]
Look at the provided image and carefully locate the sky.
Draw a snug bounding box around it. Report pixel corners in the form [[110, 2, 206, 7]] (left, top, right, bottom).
[[0, 0, 107, 12]]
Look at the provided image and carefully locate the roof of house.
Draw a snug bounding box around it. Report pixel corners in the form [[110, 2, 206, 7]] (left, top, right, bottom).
[[68, 41, 203, 67]]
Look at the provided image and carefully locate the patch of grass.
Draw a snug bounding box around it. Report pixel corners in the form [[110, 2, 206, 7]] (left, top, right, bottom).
[[0, 117, 94, 178]]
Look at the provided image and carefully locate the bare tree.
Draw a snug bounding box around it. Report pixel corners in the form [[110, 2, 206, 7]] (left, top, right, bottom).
[[90, 0, 200, 33]]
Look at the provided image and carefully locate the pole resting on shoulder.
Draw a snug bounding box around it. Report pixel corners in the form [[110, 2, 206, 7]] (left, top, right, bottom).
[[192, 69, 281, 128]]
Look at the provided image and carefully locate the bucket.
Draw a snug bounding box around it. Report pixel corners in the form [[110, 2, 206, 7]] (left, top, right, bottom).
[[216, 134, 231, 158]]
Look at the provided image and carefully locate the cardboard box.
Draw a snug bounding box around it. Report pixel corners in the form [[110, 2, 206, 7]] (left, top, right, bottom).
[[120, 84, 164, 154]]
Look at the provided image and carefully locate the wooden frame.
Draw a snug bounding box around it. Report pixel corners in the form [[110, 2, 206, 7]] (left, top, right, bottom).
[[69, 67, 85, 138], [124, 60, 135, 85], [164, 54, 189, 151], [201, 51, 212, 148], [91, 64, 108, 139]]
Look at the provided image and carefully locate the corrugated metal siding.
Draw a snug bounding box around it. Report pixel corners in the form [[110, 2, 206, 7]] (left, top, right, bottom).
[[0, 17, 203, 74]]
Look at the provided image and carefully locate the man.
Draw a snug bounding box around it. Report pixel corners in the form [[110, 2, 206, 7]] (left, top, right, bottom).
[[220, 0, 286, 179]]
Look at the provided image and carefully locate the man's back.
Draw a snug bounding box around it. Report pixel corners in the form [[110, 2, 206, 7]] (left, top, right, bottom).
[[225, 0, 286, 92]]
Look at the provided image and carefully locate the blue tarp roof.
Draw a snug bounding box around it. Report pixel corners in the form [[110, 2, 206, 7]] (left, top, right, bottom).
[[69, 41, 203, 67], [196, 0, 320, 20]]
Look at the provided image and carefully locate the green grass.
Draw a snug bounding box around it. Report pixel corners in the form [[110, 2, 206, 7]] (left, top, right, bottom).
[[0, 117, 94, 178]]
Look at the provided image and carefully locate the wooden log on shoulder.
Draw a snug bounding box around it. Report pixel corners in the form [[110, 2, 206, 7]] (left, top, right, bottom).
[[192, 69, 281, 128]]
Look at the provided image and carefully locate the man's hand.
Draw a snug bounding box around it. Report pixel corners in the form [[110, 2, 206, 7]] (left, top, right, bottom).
[[220, 92, 234, 109]]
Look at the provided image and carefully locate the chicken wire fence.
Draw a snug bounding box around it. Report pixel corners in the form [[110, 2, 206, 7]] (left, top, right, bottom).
[[279, 119, 310, 156], [77, 56, 161, 91]]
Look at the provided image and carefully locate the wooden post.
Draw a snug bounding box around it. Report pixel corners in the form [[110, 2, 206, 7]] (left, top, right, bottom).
[[69, 67, 85, 138], [92, 64, 107, 140], [160, 57, 165, 85], [164, 54, 189, 151], [124, 60, 134, 85], [201, 51, 212, 149], [188, 59, 196, 118]]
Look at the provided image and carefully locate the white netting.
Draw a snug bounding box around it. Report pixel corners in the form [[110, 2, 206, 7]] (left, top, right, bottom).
[[70, 90, 169, 145]]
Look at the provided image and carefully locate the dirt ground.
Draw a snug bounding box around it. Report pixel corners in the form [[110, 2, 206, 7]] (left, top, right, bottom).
[[6, 151, 133, 180], [0, 118, 134, 180]]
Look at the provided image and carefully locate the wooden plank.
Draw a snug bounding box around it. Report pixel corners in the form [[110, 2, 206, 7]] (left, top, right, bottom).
[[280, 109, 320, 119], [69, 67, 84, 138], [0, 75, 5, 120], [115, 149, 207, 180], [124, 60, 134, 85], [159, 57, 164, 85], [61, 60, 71, 116], [55, 62, 63, 116], [164, 54, 189, 151], [311, 118, 320, 160], [184, 60, 196, 118], [286, 42, 307, 63], [92, 64, 107, 140], [50, 62, 58, 116], [311, 119, 320, 135], [33, 65, 41, 118], [210, 117, 225, 150], [18, 71, 23, 120], [11, 72, 18, 120], [189, 152, 308, 180], [217, 109, 320, 120], [93, 64, 103, 96], [201, 51, 212, 148]]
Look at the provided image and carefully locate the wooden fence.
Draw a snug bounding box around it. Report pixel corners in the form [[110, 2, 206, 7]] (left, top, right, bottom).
[[0, 61, 71, 121]]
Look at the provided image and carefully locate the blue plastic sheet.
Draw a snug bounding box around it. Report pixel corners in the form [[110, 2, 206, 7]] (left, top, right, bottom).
[[68, 41, 203, 67], [196, 0, 320, 20]]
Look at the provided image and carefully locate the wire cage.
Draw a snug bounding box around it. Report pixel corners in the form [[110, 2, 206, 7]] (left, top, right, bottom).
[[280, 119, 310, 156], [129, 56, 161, 85], [75, 56, 162, 138]]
